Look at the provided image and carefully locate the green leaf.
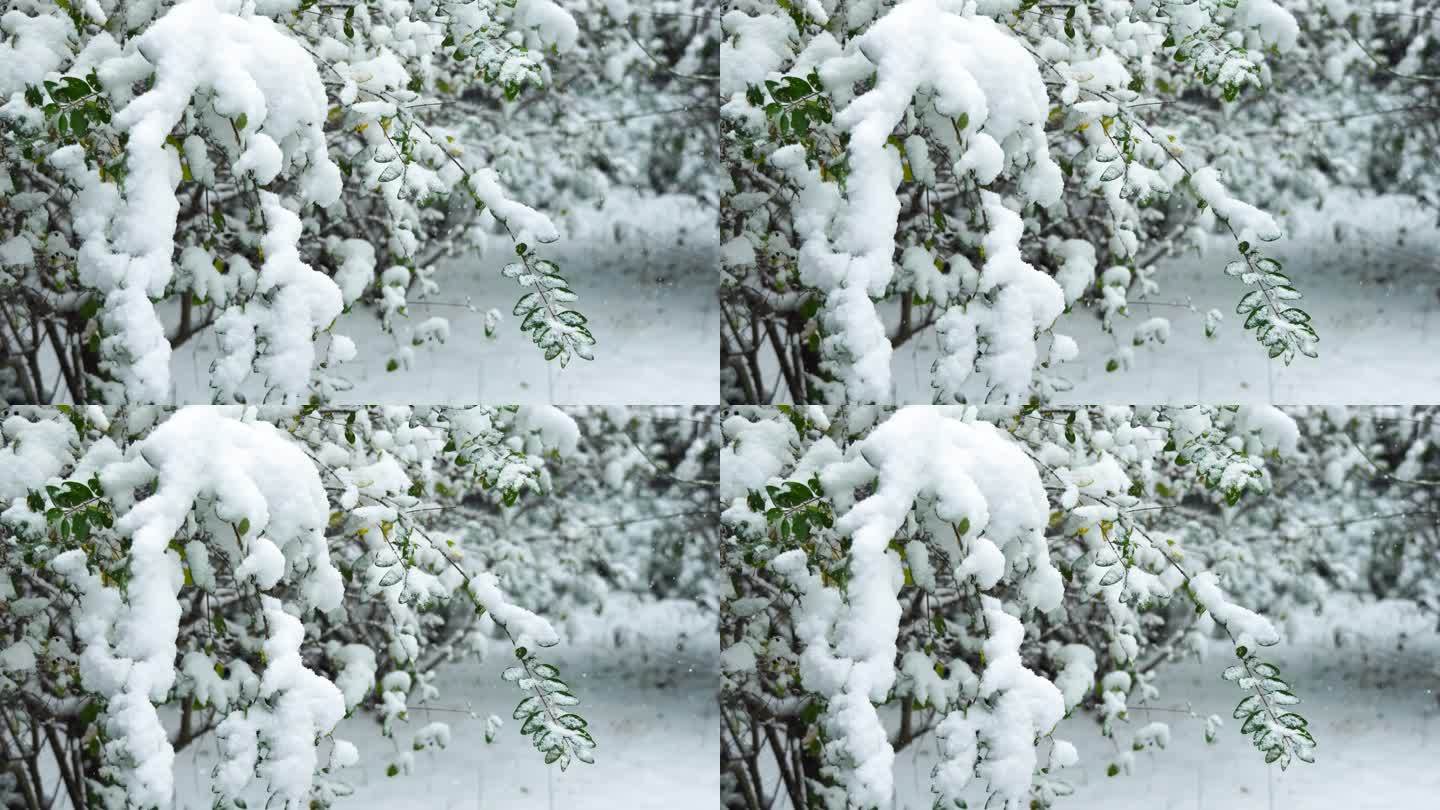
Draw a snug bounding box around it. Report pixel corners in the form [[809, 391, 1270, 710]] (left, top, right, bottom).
[[1277, 713, 1308, 729], [62, 76, 90, 101], [378, 163, 404, 184], [1236, 290, 1266, 315], [791, 107, 809, 137], [1241, 712, 1265, 735]]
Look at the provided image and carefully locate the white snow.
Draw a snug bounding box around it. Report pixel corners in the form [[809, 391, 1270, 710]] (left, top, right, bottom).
[[0, 235, 33, 266], [172, 604, 718, 810], [934, 600, 1066, 809], [0, 640, 36, 672], [894, 194, 1440, 403], [1237, 405, 1300, 456], [720, 11, 798, 98], [719, 413, 798, 502], [512, 0, 579, 54], [0, 10, 73, 97], [933, 193, 1065, 403], [893, 599, 1440, 810], [167, 194, 717, 404], [770, 406, 1059, 807], [1238, 0, 1300, 52], [771, 0, 1059, 402], [41, 406, 344, 808], [246, 598, 348, 808], [1191, 167, 1283, 246], [0, 413, 76, 502], [236, 535, 286, 589], [721, 642, 758, 674], [1189, 571, 1280, 652], [57, 0, 341, 402], [956, 133, 1005, 185], [468, 571, 559, 652], [516, 405, 581, 458]]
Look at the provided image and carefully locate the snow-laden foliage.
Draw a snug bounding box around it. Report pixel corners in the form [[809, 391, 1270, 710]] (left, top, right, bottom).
[[720, 404, 1317, 810], [1161, 406, 1440, 625], [485, 0, 719, 207], [0, 403, 644, 810], [461, 406, 719, 620], [720, 0, 1322, 404], [1198, 1, 1440, 218], [0, 0, 723, 403]]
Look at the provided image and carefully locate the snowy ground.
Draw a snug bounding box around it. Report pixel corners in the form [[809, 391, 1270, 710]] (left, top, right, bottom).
[[889, 597, 1440, 810], [892, 192, 1440, 403], [171, 598, 719, 810], [171, 192, 718, 404]]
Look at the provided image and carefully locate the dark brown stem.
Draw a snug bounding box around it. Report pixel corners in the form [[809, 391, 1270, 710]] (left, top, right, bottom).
[[42, 319, 82, 403], [764, 318, 803, 403], [764, 724, 803, 810], [42, 726, 81, 810]]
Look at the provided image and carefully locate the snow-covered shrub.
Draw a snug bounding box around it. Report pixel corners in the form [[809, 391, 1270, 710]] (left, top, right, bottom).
[[0, 403, 600, 810], [462, 406, 720, 621], [1202, 1, 1440, 216], [720, 0, 1321, 403], [0, 0, 630, 404], [1178, 406, 1440, 623], [720, 404, 1316, 810], [486, 0, 720, 207]]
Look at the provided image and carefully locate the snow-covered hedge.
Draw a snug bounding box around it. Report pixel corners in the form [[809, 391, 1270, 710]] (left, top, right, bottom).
[[1168, 405, 1440, 624], [720, 0, 1323, 404], [720, 404, 1318, 810], [1201, 1, 1440, 217], [0, 404, 604, 809], [465, 406, 720, 618], [490, 0, 720, 206], [1, 0, 717, 403]]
